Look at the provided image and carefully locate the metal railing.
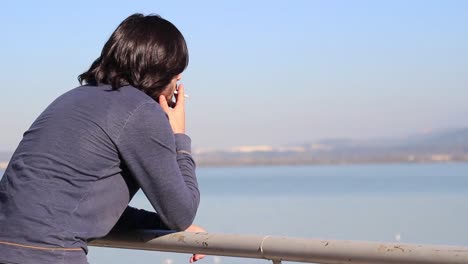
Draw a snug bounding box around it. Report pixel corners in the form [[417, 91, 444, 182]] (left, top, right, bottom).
[[90, 230, 468, 264]]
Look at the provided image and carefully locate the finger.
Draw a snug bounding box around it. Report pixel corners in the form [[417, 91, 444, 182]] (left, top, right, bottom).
[[159, 95, 170, 113], [189, 254, 205, 263], [174, 83, 185, 108], [194, 254, 206, 261]]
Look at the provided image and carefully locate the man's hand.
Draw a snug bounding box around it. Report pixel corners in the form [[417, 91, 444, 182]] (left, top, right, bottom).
[[185, 224, 207, 263], [159, 84, 186, 134]]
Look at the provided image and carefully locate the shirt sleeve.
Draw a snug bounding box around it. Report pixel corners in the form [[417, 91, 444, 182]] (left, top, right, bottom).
[[112, 206, 170, 231], [116, 102, 199, 231]]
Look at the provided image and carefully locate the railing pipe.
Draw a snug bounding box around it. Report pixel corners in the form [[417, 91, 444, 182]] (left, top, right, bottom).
[[89, 230, 468, 264]]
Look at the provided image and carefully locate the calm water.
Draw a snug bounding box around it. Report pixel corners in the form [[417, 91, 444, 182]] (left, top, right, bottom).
[[2, 163, 468, 264]]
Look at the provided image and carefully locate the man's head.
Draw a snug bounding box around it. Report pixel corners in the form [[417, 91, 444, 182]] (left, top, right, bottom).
[[78, 13, 188, 100]]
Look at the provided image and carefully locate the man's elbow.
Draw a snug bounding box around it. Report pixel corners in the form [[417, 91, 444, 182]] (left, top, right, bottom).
[[169, 212, 196, 231], [166, 192, 199, 231], [169, 203, 199, 231]]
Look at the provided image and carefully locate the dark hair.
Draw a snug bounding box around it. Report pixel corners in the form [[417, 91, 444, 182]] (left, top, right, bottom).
[[78, 13, 188, 99]]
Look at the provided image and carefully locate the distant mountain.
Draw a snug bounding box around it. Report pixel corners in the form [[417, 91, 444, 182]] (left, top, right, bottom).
[[193, 128, 468, 166], [402, 127, 468, 150]]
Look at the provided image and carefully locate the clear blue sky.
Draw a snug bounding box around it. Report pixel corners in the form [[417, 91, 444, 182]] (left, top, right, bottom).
[[1, 0, 467, 151]]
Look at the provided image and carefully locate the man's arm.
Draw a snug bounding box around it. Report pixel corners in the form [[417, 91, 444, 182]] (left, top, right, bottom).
[[116, 101, 199, 231], [112, 206, 170, 231]]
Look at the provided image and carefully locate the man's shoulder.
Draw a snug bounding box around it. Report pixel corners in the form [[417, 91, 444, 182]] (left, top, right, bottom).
[[48, 84, 165, 138]]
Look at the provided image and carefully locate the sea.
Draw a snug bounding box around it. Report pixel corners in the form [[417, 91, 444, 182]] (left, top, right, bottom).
[[1, 163, 468, 264]]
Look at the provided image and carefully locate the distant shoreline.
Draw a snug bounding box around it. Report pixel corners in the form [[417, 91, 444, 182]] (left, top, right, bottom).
[[1, 127, 467, 170], [1, 159, 468, 171], [194, 159, 468, 168]]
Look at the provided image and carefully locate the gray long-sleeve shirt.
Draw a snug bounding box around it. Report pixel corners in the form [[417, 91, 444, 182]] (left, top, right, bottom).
[[0, 85, 199, 264]]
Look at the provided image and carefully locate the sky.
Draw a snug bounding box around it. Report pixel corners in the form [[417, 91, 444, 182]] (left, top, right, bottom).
[[0, 0, 467, 151]]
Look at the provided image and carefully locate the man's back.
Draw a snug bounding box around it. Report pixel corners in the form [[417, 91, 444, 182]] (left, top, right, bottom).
[[0, 85, 199, 264]]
